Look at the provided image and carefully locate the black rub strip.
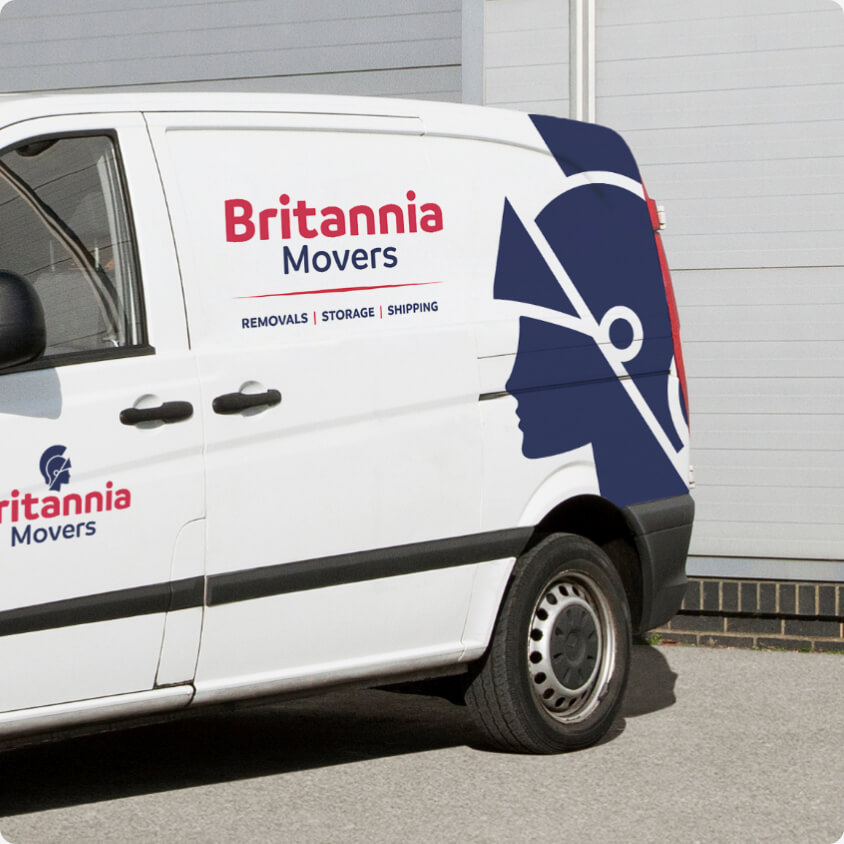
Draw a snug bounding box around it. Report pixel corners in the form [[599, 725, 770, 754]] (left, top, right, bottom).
[[0, 576, 204, 638], [0, 529, 533, 636], [206, 527, 534, 607]]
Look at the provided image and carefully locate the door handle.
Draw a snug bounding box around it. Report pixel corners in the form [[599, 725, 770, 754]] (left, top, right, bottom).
[[212, 389, 281, 415], [120, 400, 194, 426]]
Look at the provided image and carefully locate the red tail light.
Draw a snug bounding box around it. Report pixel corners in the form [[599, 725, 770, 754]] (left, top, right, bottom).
[[645, 189, 689, 422]]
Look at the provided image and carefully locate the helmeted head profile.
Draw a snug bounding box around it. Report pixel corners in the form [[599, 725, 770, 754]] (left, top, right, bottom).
[[40, 444, 72, 492], [493, 116, 688, 507]]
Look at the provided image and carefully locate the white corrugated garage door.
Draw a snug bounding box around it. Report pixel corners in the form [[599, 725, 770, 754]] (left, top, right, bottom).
[[0, 0, 462, 100], [596, 0, 844, 580]]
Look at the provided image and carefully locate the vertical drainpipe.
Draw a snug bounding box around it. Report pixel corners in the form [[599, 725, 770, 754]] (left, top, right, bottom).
[[569, 0, 596, 122]]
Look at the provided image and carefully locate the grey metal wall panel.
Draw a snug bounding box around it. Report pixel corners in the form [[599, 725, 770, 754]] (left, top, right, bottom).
[[674, 267, 844, 577], [689, 377, 844, 416], [690, 413, 841, 453], [688, 342, 842, 379], [483, 0, 568, 115], [699, 449, 841, 489], [675, 263, 844, 565], [142, 67, 462, 101], [0, 0, 461, 97], [597, 4, 844, 271], [672, 274, 844, 569], [692, 491, 844, 560], [599, 0, 826, 25], [597, 1, 844, 576]]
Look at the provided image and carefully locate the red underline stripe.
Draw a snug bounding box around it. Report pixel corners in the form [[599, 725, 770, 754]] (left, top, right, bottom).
[[235, 281, 443, 299]]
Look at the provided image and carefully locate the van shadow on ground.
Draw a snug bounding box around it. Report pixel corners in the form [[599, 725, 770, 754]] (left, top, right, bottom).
[[0, 644, 677, 816]]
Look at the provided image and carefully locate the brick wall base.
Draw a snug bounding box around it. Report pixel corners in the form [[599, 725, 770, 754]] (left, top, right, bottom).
[[651, 577, 844, 652]]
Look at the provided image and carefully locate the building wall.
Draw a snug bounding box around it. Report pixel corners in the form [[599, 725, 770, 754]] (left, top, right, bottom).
[[1, 0, 842, 586], [0, 0, 462, 100], [480, 1, 844, 584], [594, 0, 844, 582], [483, 0, 569, 116]]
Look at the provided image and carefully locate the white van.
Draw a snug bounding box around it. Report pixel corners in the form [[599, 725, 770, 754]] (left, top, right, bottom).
[[0, 92, 693, 754]]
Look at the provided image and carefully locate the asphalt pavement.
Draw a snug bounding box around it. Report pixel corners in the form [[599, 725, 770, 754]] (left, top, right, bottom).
[[0, 644, 842, 844]]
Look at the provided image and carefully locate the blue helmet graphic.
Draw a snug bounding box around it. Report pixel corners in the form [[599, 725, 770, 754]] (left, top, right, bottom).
[[493, 116, 688, 508], [40, 444, 72, 492]]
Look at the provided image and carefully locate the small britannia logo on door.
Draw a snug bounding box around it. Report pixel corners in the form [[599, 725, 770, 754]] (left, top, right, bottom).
[[40, 444, 72, 492]]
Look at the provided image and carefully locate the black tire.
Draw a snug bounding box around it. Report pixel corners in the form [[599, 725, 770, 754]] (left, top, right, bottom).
[[465, 533, 631, 753]]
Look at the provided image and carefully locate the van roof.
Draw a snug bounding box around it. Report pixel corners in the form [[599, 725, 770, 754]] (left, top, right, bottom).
[[0, 90, 546, 151]]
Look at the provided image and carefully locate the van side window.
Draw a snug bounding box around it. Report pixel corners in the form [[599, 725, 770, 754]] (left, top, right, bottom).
[[0, 134, 145, 362]]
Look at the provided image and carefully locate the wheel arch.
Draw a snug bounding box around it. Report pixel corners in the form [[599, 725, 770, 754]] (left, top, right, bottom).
[[532, 494, 644, 633]]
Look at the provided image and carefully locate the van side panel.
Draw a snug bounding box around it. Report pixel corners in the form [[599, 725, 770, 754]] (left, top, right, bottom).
[[147, 110, 691, 694], [147, 117, 489, 690], [0, 94, 692, 744]]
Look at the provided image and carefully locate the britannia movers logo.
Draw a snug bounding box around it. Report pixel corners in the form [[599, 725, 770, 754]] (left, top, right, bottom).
[[225, 189, 442, 276], [4, 446, 132, 547], [225, 189, 446, 330], [40, 444, 71, 491]]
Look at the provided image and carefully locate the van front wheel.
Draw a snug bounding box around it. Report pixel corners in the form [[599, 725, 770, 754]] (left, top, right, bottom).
[[465, 533, 631, 753]]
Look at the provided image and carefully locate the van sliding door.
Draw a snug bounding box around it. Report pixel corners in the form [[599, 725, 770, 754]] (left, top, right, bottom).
[[147, 112, 484, 701]]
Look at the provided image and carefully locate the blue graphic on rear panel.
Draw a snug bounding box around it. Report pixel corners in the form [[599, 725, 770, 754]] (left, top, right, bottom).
[[494, 199, 578, 318], [493, 116, 688, 508], [530, 115, 642, 182]]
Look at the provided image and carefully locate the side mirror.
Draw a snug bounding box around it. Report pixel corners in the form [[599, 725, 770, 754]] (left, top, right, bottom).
[[0, 270, 46, 369]]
